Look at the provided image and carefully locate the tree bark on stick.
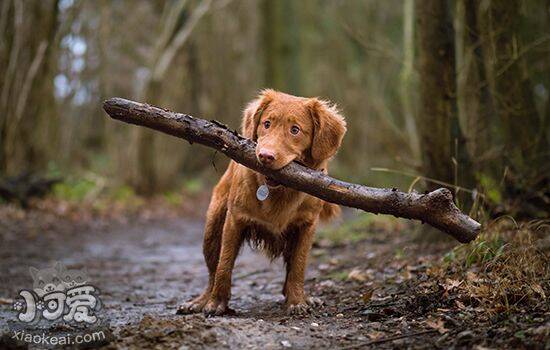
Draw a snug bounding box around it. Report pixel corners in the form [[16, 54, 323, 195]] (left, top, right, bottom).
[[103, 97, 481, 243]]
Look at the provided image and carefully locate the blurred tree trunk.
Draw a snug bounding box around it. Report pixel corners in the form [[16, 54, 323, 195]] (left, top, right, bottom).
[[186, 40, 202, 117], [0, 0, 59, 176], [455, 0, 492, 173], [262, 0, 301, 94], [415, 0, 475, 213], [400, 0, 420, 160], [178, 38, 206, 174], [132, 0, 212, 195], [88, 0, 112, 153], [414, 0, 455, 190]]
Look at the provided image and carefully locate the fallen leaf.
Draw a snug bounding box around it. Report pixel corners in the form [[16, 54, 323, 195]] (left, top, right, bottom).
[[455, 300, 466, 309], [367, 331, 385, 340], [466, 271, 480, 282], [442, 278, 463, 297], [427, 266, 443, 277], [348, 268, 368, 282], [444, 279, 462, 290], [530, 283, 546, 299], [426, 318, 448, 334], [401, 270, 413, 280], [361, 289, 374, 303]]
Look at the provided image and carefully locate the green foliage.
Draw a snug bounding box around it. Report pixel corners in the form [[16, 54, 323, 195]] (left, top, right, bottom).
[[53, 178, 97, 202], [53, 177, 141, 205], [163, 192, 183, 206], [463, 238, 506, 267], [46, 161, 62, 179], [442, 249, 456, 264], [325, 270, 348, 281], [317, 213, 374, 244], [182, 178, 204, 194], [479, 174, 502, 204], [317, 213, 400, 245], [443, 229, 507, 268], [111, 185, 137, 203], [394, 248, 405, 259]]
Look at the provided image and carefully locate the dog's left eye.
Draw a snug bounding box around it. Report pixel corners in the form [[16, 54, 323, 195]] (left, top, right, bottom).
[[290, 125, 300, 135]]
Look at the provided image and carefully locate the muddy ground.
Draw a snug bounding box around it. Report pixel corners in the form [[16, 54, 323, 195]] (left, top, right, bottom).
[[0, 206, 547, 349]]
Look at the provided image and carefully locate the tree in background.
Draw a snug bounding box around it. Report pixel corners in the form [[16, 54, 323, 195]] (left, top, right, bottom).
[[399, 0, 420, 161], [262, 0, 302, 94], [455, 0, 493, 180], [132, 0, 213, 195], [415, 0, 474, 194], [0, 0, 60, 175]]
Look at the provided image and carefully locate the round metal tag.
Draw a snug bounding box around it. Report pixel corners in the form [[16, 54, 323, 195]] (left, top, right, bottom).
[[256, 184, 269, 201]]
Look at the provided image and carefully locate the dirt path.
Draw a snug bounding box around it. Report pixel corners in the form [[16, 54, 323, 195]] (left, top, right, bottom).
[[0, 215, 373, 349], [0, 213, 547, 349]]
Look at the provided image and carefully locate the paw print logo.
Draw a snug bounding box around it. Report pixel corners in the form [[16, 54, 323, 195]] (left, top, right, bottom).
[[13, 300, 24, 312], [36, 300, 45, 310]]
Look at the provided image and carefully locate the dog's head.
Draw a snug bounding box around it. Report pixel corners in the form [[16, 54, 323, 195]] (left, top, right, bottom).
[[242, 89, 346, 173]]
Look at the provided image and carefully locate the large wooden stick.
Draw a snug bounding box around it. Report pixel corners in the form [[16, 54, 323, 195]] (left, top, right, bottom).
[[103, 98, 481, 243]]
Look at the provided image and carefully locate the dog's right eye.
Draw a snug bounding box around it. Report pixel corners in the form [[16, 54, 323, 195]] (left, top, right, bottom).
[[263, 120, 271, 129]]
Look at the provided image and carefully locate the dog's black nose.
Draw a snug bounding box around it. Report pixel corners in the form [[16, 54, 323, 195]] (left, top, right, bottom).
[[258, 149, 275, 165]]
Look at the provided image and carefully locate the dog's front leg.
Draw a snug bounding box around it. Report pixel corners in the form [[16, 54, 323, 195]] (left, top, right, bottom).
[[283, 223, 322, 315], [203, 212, 243, 316]]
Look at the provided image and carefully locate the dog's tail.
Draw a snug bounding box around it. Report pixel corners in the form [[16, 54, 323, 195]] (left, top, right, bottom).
[[319, 201, 341, 222]]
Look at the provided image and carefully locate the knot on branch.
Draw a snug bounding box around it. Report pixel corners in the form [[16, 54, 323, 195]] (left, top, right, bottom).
[[424, 188, 456, 212]]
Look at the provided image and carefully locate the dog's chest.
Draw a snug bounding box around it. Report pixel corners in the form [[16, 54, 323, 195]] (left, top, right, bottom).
[[248, 190, 306, 233]]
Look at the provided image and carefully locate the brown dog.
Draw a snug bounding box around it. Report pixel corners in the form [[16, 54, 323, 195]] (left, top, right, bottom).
[[179, 89, 346, 316]]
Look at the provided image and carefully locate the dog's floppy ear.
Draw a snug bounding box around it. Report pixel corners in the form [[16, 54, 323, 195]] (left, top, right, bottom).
[[241, 89, 275, 140], [307, 98, 347, 162]]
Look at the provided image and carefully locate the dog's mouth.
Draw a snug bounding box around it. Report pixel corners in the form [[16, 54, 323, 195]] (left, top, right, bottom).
[[264, 176, 281, 188], [261, 159, 307, 188]]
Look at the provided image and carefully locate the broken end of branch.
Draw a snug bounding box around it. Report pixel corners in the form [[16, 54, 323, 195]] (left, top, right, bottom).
[[424, 188, 481, 243]]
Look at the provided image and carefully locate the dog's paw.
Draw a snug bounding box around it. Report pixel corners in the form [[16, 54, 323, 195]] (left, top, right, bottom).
[[306, 296, 324, 307], [286, 297, 323, 316], [176, 297, 208, 315], [287, 302, 310, 316], [203, 298, 229, 316]]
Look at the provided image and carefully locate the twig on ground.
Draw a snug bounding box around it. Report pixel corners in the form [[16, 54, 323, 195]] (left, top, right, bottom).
[[340, 330, 438, 349]]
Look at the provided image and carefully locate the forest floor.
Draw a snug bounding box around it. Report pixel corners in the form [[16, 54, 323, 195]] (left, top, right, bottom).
[[0, 198, 548, 349]]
